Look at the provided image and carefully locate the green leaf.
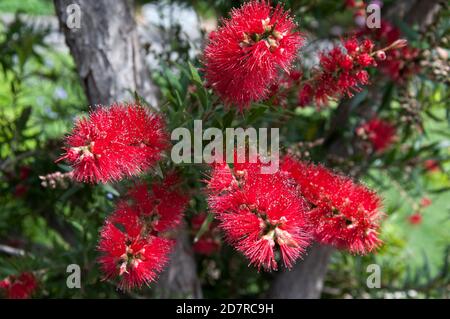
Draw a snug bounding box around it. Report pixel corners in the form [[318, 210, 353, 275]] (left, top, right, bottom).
[[350, 89, 368, 109], [394, 19, 420, 41], [193, 213, 214, 243], [188, 62, 202, 85], [152, 162, 164, 179], [59, 185, 81, 202], [101, 184, 120, 197], [188, 62, 209, 110], [247, 104, 268, 124], [15, 106, 32, 132], [222, 110, 235, 128], [56, 164, 73, 172], [378, 82, 394, 111]]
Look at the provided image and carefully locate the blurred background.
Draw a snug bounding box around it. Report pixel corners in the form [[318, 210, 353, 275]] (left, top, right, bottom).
[[0, 0, 449, 298]]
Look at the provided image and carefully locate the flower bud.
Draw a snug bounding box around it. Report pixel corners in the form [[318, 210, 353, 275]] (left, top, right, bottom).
[[375, 50, 386, 61]]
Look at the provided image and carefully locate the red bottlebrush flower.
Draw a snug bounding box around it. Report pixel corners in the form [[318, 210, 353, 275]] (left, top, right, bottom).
[[98, 220, 174, 290], [191, 213, 221, 255], [58, 104, 168, 183], [408, 212, 422, 225], [289, 70, 302, 81], [420, 197, 432, 208], [203, 1, 303, 110], [0, 272, 37, 299], [127, 174, 188, 233], [357, 53, 375, 67], [345, 0, 365, 9], [345, 0, 356, 8], [206, 161, 237, 195], [206, 159, 310, 270], [374, 20, 401, 44], [362, 20, 420, 82], [97, 175, 187, 290], [298, 83, 313, 106], [355, 70, 369, 84], [361, 39, 375, 53], [303, 37, 377, 107], [344, 37, 359, 54], [193, 238, 220, 255], [268, 69, 302, 107], [357, 118, 396, 153], [282, 156, 384, 255], [424, 159, 440, 172], [380, 46, 420, 82]]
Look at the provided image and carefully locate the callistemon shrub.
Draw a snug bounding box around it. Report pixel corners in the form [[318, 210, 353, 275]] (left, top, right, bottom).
[[58, 103, 168, 183], [206, 159, 311, 271], [27, 0, 410, 297], [204, 0, 303, 110], [282, 156, 384, 254]]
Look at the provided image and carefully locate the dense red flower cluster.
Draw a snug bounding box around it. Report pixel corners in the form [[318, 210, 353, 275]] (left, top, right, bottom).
[[356, 118, 396, 153], [298, 37, 377, 106], [58, 104, 168, 183], [0, 272, 37, 299], [98, 174, 188, 290], [381, 45, 420, 82], [206, 159, 310, 270], [281, 156, 383, 254], [204, 0, 303, 110], [365, 20, 420, 82], [268, 70, 302, 107], [191, 213, 221, 255], [345, 0, 364, 9]]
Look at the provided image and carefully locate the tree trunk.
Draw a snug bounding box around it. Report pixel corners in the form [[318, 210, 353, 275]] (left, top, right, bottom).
[[156, 227, 203, 298], [53, 0, 158, 106], [54, 0, 201, 298], [268, 244, 333, 299]]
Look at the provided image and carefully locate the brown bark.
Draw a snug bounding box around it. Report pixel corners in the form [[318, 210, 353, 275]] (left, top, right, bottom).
[[268, 244, 333, 299], [156, 227, 203, 298], [53, 0, 158, 106], [54, 0, 201, 298]]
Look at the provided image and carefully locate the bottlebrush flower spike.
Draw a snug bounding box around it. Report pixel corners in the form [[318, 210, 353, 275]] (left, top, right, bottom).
[[206, 159, 310, 270], [0, 272, 37, 299], [127, 173, 189, 233], [361, 20, 419, 82], [98, 220, 174, 290], [58, 103, 168, 183], [298, 37, 376, 107], [98, 174, 187, 290], [204, 0, 303, 110], [356, 118, 396, 153], [282, 156, 384, 254]]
